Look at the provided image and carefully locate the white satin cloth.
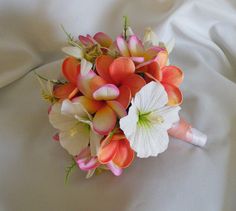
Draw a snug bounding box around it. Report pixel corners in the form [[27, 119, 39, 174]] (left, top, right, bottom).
[[0, 0, 236, 210]]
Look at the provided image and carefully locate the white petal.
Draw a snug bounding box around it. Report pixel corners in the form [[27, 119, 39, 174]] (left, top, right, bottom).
[[133, 81, 168, 112], [131, 125, 169, 158], [143, 28, 160, 47], [165, 37, 175, 54], [90, 130, 103, 156], [61, 99, 88, 118], [122, 27, 134, 39], [49, 103, 77, 131], [80, 59, 93, 76], [156, 106, 181, 129], [62, 46, 83, 59], [127, 27, 134, 36], [59, 123, 90, 156], [120, 104, 138, 140]]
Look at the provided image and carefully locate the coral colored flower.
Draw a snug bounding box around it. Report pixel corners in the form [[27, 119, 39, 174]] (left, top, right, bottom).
[[115, 32, 183, 106], [75, 56, 146, 136], [120, 81, 180, 158], [78, 32, 115, 62], [53, 57, 81, 100], [53, 57, 94, 101], [137, 63, 184, 106], [98, 132, 134, 168], [96, 55, 146, 108], [76, 69, 127, 135], [116, 33, 166, 64], [75, 147, 123, 177], [49, 99, 103, 156]]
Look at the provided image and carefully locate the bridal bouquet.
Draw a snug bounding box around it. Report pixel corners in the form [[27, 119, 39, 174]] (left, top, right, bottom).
[[37, 17, 207, 180]]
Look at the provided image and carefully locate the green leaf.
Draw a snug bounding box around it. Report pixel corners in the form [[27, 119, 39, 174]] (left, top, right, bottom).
[[64, 158, 77, 184]]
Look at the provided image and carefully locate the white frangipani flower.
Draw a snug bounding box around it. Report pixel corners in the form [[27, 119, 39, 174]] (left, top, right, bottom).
[[143, 27, 160, 47], [143, 28, 175, 54], [120, 81, 181, 158], [49, 99, 102, 156]]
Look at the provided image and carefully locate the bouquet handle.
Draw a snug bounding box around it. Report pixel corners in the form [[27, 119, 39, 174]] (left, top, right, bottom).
[[168, 118, 207, 147]]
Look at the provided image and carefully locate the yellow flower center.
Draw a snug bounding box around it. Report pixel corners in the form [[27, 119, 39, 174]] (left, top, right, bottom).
[[84, 44, 102, 63], [138, 111, 164, 128]]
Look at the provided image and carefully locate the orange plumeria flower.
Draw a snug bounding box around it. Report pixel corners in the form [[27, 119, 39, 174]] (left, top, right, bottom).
[[96, 55, 146, 108], [116, 34, 184, 106], [98, 132, 134, 169], [137, 59, 184, 106], [53, 57, 80, 100]]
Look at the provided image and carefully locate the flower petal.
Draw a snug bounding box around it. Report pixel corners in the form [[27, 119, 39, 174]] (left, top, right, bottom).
[[128, 35, 144, 57], [131, 57, 145, 63], [112, 139, 134, 168], [109, 57, 135, 84], [53, 83, 78, 100], [93, 105, 117, 135], [162, 66, 184, 87], [156, 50, 168, 69], [165, 37, 175, 54], [72, 96, 104, 114], [77, 71, 106, 99], [106, 100, 127, 118], [126, 27, 135, 37], [143, 47, 161, 61], [59, 123, 90, 156], [131, 125, 169, 158], [107, 161, 123, 176], [122, 74, 146, 96], [120, 105, 138, 141], [62, 46, 83, 59], [62, 57, 81, 85], [143, 28, 160, 46], [116, 36, 130, 57], [116, 85, 132, 109], [79, 35, 94, 46], [80, 59, 93, 76], [96, 55, 114, 83], [147, 62, 162, 81], [49, 103, 77, 131], [89, 75, 107, 94], [75, 147, 90, 163], [133, 81, 168, 112], [162, 83, 183, 106], [93, 84, 119, 100], [98, 138, 119, 164], [61, 99, 88, 118], [78, 157, 100, 171], [156, 105, 181, 129], [90, 130, 103, 156], [93, 32, 113, 48]]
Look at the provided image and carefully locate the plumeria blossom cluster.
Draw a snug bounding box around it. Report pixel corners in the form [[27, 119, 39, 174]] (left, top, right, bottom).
[[38, 20, 207, 180]]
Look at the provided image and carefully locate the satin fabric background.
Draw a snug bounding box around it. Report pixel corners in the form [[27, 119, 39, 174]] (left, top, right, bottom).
[[0, 0, 236, 210]]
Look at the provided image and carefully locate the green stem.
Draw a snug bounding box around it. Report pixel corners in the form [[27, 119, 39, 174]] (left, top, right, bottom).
[[60, 24, 82, 48], [123, 16, 129, 40], [34, 71, 64, 85]]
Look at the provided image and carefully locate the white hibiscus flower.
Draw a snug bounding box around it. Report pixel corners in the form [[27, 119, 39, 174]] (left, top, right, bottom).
[[120, 81, 181, 158]]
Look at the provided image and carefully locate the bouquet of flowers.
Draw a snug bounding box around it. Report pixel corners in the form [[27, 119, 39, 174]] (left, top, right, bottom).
[[37, 17, 207, 180]]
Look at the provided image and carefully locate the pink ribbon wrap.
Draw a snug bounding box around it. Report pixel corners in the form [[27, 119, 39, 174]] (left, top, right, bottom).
[[168, 118, 207, 147]]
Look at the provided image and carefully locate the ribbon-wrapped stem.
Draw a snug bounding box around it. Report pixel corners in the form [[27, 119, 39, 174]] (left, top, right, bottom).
[[168, 118, 207, 147]]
